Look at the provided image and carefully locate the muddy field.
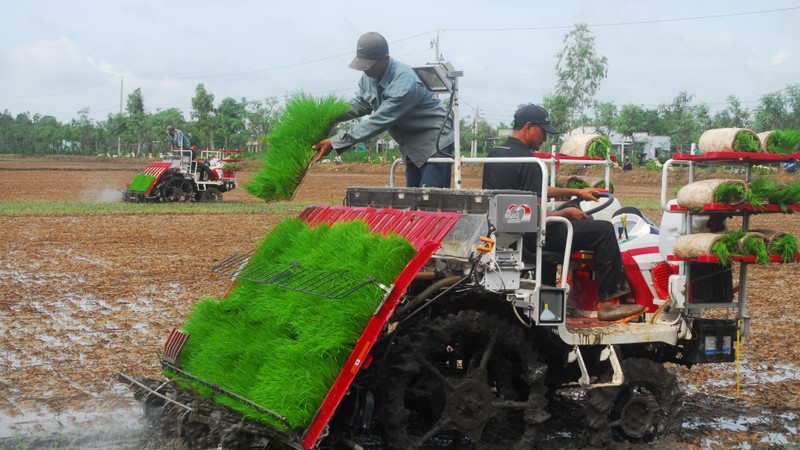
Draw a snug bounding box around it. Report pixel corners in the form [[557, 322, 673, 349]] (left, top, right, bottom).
[[1, 156, 799, 449]]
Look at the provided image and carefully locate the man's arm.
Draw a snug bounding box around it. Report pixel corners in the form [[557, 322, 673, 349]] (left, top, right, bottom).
[[545, 186, 600, 202]]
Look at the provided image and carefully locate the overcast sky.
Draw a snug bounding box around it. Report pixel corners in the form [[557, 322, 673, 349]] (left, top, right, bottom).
[[1, 1, 798, 126]]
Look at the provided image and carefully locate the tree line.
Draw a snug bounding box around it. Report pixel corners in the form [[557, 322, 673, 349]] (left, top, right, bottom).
[[0, 84, 281, 156]]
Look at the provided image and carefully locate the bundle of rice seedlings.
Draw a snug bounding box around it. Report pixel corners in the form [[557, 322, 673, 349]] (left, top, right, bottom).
[[770, 183, 800, 211], [771, 233, 800, 263], [127, 173, 155, 192], [738, 232, 770, 264], [698, 128, 760, 153], [758, 129, 800, 154], [676, 179, 746, 209], [558, 134, 610, 158], [711, 231, 745, 265], [750, 229, 799, 263], [673, 233, 722, 259], [564, 177, 590, 189], [245, 93, 351, 202], [749, 178, 800, 211], [586, 135, 611, 159], [169, 218, 416, 430], [734, 131, 760, 152]]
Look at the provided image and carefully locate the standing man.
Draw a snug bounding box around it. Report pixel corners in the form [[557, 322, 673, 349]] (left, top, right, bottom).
[[166, 125, 191, 151], [166, 125, 217, 181], [482, 104, 643, 321], [312, 32, 455, 188]]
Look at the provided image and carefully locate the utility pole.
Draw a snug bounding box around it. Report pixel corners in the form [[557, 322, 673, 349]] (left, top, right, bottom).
[[430, 30, 443, 62], [471, 106, 479, 157], [117, 77, 123, 156]]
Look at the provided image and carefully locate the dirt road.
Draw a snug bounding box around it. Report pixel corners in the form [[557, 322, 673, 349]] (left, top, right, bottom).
[[0, 157, 798, 449]]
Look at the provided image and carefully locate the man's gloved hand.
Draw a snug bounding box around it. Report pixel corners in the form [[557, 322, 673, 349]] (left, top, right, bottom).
[[311, 139, 333, 162]]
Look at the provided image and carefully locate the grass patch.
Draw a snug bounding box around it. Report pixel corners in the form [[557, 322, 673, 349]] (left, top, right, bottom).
[[170, 218, 416, 430], [245, 93, 351, 202], [0, 200, 313, 216]]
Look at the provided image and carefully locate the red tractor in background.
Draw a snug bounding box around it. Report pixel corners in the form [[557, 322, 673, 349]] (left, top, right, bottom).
[[122, 149, 242, 203]]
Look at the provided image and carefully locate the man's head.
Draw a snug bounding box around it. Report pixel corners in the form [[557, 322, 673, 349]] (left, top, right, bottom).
[[166, 125, 175, 136], [512, 104, 560, 149], [349, 32, 389, 78]]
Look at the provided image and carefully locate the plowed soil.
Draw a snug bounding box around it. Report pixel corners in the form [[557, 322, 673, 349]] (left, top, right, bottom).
[[1, 156, 798, 449]]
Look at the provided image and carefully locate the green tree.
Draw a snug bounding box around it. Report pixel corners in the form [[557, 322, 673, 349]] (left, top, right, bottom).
[[712, 95, 750, 128], [613, 104, 647, 162], [191, 83, 215, 148], [150, 108, 187, 153], [126, 88, 147, 156], [753, 90, 789, 131], [594, 102, 617, 134], [659, 91, 706, 152], [216, 97, 246, 149], [542, 93, 572, 148], [245, 97, 280, 150], [554, 23, 609, 132]]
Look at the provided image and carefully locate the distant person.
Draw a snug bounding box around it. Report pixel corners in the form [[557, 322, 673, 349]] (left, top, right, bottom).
[[784, 161, 797, 174], [623, 159, 633, 171], [482, 104, 644, 322], [166, 126, 217, 181], [311, 32, 454, 188]]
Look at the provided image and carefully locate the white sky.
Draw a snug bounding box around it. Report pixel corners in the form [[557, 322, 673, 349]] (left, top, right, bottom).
[[1, 0, 798, 126]]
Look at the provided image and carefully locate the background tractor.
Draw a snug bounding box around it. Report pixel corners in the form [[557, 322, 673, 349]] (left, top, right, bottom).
[[122, 149, 241, 203]]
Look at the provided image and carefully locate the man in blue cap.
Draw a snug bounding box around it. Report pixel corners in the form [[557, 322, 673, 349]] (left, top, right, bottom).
[[312, 32, 455, 188]]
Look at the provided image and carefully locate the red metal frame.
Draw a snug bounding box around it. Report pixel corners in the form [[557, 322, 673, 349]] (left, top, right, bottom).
[[141, 161, 173, 195], [295, 206, 461, 448], [300, 241, 441, 449]]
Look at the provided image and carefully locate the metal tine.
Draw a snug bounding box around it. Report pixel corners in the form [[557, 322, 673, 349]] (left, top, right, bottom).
[[211, 251, 380, 299]]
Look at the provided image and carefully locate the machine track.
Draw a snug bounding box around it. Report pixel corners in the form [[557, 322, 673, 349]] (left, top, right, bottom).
[[583, 357, 685, 446], [381, 310, 550, 449]]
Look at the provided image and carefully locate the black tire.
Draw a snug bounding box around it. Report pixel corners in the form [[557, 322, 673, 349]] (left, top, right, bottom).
[[584, 358, 685, 446], [381, 310, 549, 449], [203, 187, 222, 203]]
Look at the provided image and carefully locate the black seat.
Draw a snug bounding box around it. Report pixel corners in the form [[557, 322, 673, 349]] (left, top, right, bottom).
[[521, 243, 563, 286]]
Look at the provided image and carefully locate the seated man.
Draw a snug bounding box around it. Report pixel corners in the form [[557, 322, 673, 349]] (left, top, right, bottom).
[[482, 104, 643, 321]]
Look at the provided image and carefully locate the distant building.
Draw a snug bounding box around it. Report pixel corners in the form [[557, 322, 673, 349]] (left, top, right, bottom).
[[562, 126, 670, 161]]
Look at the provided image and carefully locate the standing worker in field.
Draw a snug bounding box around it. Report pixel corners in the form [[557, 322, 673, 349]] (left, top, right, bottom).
[[312, 32, 455, 188], [166, 125, 217, 181], [482, 104, 644, 321]]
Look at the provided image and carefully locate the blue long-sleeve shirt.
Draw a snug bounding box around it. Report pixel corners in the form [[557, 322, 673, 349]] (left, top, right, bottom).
[[330, 58, 454, 167], [169, 130, 191, 150]]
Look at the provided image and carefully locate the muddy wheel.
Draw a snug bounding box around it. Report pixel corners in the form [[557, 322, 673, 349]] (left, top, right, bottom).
[[158, 176, 193, 202], [584, 358, 685, 446], [381, 310, 549, 449], [202, 187, 222, 202]]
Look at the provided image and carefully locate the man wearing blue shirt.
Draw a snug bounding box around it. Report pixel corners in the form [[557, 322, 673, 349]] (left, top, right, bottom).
[[166, 125, 191, 151], [312, 32, 455, 188]]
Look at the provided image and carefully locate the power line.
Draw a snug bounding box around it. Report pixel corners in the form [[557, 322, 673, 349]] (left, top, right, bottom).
[[442, 6, 800, 32]]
